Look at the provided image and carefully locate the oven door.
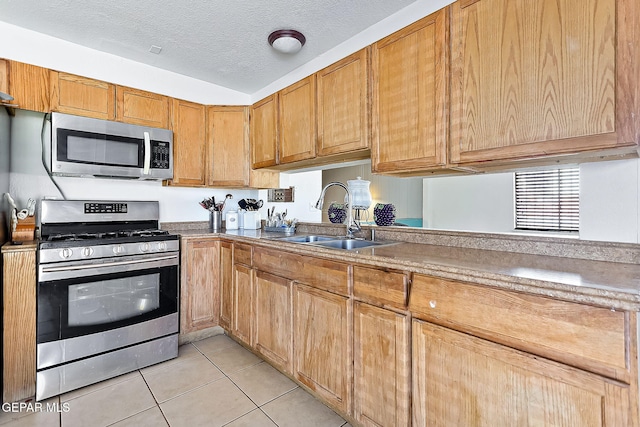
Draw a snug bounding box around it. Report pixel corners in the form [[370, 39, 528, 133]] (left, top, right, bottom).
[[37, 253, 179, 365]]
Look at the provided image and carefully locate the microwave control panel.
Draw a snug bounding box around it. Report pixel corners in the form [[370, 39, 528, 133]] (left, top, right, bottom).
[[151, 141, 171, 169]]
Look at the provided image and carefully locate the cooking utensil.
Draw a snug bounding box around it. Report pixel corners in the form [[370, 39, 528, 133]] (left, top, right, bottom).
[[27, 198, 36, 216]]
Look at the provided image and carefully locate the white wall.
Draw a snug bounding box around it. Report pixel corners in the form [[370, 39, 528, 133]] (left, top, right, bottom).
[[423, 172, 515, 233], [422, 159, 640, 244], [0, 22, 249, 105]]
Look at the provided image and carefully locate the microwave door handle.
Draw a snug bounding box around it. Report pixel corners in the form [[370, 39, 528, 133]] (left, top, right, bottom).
[[143, 132, 151, 175]]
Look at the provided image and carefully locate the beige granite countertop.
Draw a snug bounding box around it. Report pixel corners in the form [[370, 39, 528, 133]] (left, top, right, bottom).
[[165, 222, 640, 311]]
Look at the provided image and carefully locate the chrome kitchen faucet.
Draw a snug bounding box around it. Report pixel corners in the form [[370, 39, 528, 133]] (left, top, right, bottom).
[[315, 182, 361, 238]]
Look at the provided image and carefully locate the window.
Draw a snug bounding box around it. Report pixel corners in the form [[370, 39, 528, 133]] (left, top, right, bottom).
[[514, 167, 579, 232]]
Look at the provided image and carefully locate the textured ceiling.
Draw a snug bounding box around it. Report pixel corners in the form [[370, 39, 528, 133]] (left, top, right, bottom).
[[0, 0, 418, 94]]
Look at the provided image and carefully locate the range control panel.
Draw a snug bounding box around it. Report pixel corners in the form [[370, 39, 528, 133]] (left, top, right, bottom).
[[84, 203, 128, 214]]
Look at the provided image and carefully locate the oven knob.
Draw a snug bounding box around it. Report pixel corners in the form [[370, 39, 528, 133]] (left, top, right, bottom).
[[59, 248, 73, 259], [81, 247, 94, 257], [157, 242, 167, 251], [140, 242, 150, 252], [112, 245, 125, 255]]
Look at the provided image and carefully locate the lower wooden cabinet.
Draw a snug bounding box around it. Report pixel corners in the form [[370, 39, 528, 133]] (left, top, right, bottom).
[[293, 283, 352, 414], [412, 320, 632, 426], [233, 263, 253, 345], [253, 271, 293, 373], [353, 302, 411, 427], [180, 238, 220, 334]]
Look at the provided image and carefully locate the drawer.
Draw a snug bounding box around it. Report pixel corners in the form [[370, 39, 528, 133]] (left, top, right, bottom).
[[254, 247, 349, 296], [409, 274, 629, 382], [353, 265, 409, 310], [234, 243, 252, 266]]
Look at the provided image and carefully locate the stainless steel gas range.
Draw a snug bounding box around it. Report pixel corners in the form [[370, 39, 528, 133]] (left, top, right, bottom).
[[36, 200, 179, 401]]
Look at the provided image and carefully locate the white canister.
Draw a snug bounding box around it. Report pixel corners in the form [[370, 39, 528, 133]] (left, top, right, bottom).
[[225, 210, 239, 230], [243, 211, 261, 230]]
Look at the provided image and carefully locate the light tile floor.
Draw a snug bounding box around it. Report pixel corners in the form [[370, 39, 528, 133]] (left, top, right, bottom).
[[0, 334, 351, 427]]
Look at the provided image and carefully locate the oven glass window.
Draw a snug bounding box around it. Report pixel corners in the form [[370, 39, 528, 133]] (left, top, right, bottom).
[[66, 136, 139, 166], [68, 273, 160, 326]]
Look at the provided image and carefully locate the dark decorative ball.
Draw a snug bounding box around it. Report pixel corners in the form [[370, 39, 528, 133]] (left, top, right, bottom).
[[328, 202, 347, 224], [373, 203, 396, 226]]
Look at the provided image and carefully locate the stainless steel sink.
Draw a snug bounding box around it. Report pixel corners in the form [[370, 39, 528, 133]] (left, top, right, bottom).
[[310, 238, 390, 250], [276, 235, 336, 243]]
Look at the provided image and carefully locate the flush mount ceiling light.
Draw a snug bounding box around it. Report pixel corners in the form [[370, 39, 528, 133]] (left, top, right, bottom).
[[268, 29, 306, 54]]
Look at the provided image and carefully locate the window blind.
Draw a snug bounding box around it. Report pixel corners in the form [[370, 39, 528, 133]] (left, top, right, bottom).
[[514, 167, 579, 232]]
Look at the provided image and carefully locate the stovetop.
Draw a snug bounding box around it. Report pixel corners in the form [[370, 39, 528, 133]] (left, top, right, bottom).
[[45, 229, 170, 242]]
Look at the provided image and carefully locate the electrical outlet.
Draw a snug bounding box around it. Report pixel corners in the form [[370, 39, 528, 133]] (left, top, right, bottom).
[[267, 187, 295, 202]]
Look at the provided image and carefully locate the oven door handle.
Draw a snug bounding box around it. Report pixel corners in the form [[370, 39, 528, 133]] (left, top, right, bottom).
[[39, 254, 178, 281]]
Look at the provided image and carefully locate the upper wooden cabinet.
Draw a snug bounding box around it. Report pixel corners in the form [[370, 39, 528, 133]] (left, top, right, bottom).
[[278, 75, 317, 164], [116, 86, 170, 128], [0, 60, 8, 98], [251, 94, 279, 169], [208, 106, 250, 187], [371, 9, 449, 174], [6, 60, 50, 113], [50, 72, 115, 120], [171, 99, 207, 186], [317, 49, 370, 156], [449, 0, 639, 165]]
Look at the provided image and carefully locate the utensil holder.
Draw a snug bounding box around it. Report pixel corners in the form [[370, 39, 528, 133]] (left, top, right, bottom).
[[209, 211, 222, 231]]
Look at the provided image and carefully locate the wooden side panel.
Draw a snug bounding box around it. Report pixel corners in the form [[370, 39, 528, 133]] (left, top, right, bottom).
[[2, 245, 36, 403], [208, 106, 249, 187], [219, 241, 233, 330], [254, 271, 293, 373], [171, 99, 207, 186], [233, 263, 253, 345], [353, 302, 410, 427], [253, 247, 348, 296], [180, 239, 220, 334], [353, 265, 409, 310], [294, 283, 351, 414], [8, 61, 49, 112], [317, 48, 369, 156], [50, 72, 115, 119], [412, 320, 631, 426], [116, 86, 170, 128], [450, 0, 626, 164], [250, 94, 278, 168], [410, 274, 629, 381], [279, 75, 316, 164], [371, 9, 448, 173]]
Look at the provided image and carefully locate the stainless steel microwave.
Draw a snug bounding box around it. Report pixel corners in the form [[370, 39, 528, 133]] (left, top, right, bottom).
[[50, 112, 173, 180]]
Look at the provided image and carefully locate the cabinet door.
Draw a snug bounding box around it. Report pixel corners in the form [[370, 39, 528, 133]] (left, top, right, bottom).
[[2, 245, 37, 403], [450, 0, 636, 164], [412, 320, 631, 426], [116, 86, 170, 128], [180, 239, 220, 334], [8, 60, 49, 112], [353, 302, 410, 427], [371, 9, 448, 174], [254, 271, 292, 373], [0, 59, 8, 98], [219, 241, 233, 331], [50, 72, 115, 120], [251, 94, 278, 168], [294, 283, 351, 414], [171, 99, 207, 186], [279, 76, 316, 164], [233, 263, 253, 345], [207, 106, 249, 187], [317, 49, 369, 156]]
